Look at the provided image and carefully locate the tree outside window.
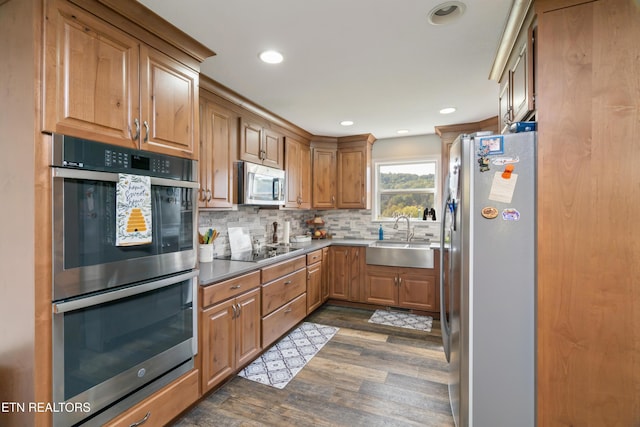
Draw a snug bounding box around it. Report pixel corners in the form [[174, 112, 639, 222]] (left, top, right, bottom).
[[374, 160, 438, 220]]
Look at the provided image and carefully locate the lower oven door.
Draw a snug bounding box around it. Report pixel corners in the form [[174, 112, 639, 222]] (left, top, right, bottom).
[[52, 270, 198, 426]]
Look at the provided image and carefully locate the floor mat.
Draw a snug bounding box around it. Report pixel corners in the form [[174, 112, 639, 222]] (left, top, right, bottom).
[[368, 309, 433, 332], [238, 322, 339, 389]]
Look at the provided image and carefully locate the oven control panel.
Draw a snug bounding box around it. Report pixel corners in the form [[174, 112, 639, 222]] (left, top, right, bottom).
[[53, 134, 195, 181]]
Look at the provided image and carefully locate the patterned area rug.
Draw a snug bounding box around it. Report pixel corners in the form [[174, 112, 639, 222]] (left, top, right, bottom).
[[368, 309, 433, 332], [238, 322, 339, 389]]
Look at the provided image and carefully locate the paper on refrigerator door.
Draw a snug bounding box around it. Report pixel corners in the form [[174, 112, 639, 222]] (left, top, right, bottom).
[[488, 171, 518, 204]]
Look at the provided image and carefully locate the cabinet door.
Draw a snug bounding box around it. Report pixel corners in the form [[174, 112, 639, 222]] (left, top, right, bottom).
[[337, 147, 366, 208], [200, 100, 234, 208], [201, 299, 235, 393], [239, 117, 263, 164], [284, 137, 301, 208], [263, 128, 284, 169], [306, 262, 323, 314], [321, 247, 330, 301], [398, 269, 437, 311], [329, 246, 350, 300], [510, 43, 530, 123], [235, 288, 261, 368], [43, 0, 139, 148], [139, 45, 198, 159], [312, 148, 337, 208], [498, 74, 511, 134], [299, 142, 312, 209], [349, 247, 364, 302], [364, 266, 398, 306]]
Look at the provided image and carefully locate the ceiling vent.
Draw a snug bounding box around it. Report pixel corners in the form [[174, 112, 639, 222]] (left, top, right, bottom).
[[428, 1, 467, 25]]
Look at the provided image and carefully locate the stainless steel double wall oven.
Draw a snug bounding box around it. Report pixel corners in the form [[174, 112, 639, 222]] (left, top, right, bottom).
[[50, 134, 199, 426]]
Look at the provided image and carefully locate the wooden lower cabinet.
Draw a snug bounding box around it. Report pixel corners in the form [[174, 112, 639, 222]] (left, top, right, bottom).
[[200, 276, 261, 394], [103, 369, 199, 427], [306, 261, 322, 314], [328, 246, 364, 302], [262, 293, 307, 348], [365, 265, 438, 312], [321, 247, 330, 301]]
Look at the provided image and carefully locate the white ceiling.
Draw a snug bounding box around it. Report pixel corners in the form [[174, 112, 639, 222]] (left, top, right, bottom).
[[138, 0, 513, 139]]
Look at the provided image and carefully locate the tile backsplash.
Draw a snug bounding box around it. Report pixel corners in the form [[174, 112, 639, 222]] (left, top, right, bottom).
[[199, 207, 440, 257]]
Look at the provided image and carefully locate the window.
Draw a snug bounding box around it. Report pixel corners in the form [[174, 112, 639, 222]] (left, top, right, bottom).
[[373, 159, 438, 221]]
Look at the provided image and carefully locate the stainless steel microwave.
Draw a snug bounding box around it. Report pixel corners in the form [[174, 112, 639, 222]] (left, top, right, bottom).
[[236, 161, 285, 205]]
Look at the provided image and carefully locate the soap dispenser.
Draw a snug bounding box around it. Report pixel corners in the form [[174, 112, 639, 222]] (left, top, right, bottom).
[[378, 224, 384, 240]]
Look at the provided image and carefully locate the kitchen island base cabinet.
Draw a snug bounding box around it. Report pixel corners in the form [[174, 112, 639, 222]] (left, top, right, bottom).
[[200, 272, 261, 394], [103, 369, 199, 427], [365, 266, 438, 312]]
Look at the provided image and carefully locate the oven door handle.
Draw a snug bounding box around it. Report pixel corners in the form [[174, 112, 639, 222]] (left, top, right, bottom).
[[53, 270, 199, 314], [52, 167, 200, 189]]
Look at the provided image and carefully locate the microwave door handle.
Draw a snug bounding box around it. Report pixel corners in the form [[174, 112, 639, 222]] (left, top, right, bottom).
[[53, 270, 199, 313], [273, 179, 279, 201]]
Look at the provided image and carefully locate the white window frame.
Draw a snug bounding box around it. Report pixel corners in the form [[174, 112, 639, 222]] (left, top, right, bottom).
[[372, 157, 440, 222]]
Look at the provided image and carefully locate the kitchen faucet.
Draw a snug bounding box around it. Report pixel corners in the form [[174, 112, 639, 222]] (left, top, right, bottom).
[[393, 214, 414, 241]]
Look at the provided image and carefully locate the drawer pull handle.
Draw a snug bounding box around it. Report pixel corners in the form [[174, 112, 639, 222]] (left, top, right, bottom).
[[230, 285, 241, 289], [129, 411, 151, 427], [284, 280, 292, 285], [284, 308, 292, 313]]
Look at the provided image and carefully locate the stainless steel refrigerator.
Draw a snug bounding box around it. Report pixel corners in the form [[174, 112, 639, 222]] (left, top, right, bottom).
[[439, 132, 536, 427]]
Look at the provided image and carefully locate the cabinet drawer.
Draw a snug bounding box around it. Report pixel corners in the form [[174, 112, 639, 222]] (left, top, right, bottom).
[[201, 270, 260, 308], [262, 293, 307, 348], [261, 269, 306, 316], [261, 255, 306, 283], [306, 249, 323, 264], [104, 369, 199, 427]]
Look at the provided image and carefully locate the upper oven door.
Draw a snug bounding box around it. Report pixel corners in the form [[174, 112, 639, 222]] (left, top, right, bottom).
[[52, 168, 198, 301]]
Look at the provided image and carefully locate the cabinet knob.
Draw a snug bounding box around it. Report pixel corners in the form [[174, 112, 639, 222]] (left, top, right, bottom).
[[230, 284, 241, 289]]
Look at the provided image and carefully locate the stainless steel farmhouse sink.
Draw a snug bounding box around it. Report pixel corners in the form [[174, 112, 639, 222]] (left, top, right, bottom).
[[366, 240, 434, 269]]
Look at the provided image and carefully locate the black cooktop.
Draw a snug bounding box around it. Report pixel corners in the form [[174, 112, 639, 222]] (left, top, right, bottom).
[[216, 245, 303, 263]]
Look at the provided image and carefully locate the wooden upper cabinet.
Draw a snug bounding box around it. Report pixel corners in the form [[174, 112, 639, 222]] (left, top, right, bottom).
[[139, 45, 198, 158], [263, 128, 284, 169], [312, 146, 337, 209], [199, 92, 235, 208], [492, 5, 536, 134], [238, 117, 263, 164], [43, 0, 140, 148], [238, 117, 284, 169], [336, 134, 375, 209], [42, 0, 210, 159], [284, 136, 311, 209]]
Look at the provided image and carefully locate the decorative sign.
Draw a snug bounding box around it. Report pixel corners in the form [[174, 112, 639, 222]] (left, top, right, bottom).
[[116, 174, 152, 246]]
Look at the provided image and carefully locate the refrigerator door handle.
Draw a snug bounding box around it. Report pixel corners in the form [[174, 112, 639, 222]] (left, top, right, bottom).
[[440, 186, 452, 363]]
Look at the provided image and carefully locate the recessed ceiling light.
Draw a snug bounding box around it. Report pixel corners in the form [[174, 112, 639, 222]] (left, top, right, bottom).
[[397, 129, 409, 134], [439, 107, 457, 114], [259, 50, 283, 64], [428, 2, 466, 25], [340, 120, 354, 126]]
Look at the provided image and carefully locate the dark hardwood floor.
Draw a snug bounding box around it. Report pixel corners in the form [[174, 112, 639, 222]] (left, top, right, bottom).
[[174, 305, 454, 427]]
